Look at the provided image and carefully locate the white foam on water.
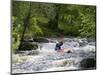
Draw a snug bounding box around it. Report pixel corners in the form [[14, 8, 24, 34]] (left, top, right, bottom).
[[12, 38, 96, 73]]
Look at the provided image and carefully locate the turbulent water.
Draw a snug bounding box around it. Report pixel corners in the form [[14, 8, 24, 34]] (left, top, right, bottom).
[[12, 38, 96, 74]]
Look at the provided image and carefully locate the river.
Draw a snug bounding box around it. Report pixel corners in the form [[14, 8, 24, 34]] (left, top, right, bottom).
[[12, 38, 96, 74]]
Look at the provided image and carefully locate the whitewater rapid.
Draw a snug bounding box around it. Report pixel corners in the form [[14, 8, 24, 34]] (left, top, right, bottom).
[[12, 38, 96, 73]]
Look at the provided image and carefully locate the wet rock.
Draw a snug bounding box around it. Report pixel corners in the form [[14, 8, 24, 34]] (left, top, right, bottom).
[[64, 38, 73, 42], [19, 42, 38, 50], [79, 42, 88, 47], [77, 39, 88, 47], [27, 51, 39, 55], [22, 39, 33, 42], [87, 38, 95, 42], [88, 42, 95, 46], [48, 40, 57, 43], [33, 37, 49, 43], [79, 58, 96, 69]]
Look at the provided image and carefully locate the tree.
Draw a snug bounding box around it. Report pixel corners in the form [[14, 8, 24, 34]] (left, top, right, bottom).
[[79, 6, 96, 37]]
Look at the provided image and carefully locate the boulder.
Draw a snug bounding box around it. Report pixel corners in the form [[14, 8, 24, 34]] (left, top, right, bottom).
[[19, 42, 38, 50], [79, 58, 96, 69], [33, 37, 49, 43], [78, 39, 88, 47], [27, 50, 39, 55], [87, 38, 95, 42], [79, 42, 88, 47], [22, 39, 34, 42]]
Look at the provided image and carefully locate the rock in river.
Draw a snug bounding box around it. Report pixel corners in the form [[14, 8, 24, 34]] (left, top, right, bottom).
[[19, 42, 38, 50], [33, 37, 49, 43], [79, 58, 96, 69]]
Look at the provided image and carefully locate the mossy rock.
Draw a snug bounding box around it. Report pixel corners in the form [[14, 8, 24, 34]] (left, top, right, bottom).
[[19, 42, 38, 50], [33, 37, 49, 43]]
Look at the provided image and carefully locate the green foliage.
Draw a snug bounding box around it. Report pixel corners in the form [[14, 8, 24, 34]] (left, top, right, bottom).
[[29, 17, 43, 36], [79, 6, 96, 37], [12, 16, 21, 53], [58, 5, 80, 36]]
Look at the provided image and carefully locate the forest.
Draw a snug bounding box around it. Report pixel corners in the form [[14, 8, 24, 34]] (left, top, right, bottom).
[[12, 1, 96, 53]]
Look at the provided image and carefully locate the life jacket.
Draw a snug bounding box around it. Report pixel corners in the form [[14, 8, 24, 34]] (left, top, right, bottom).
[[56, 41, 63, 47]]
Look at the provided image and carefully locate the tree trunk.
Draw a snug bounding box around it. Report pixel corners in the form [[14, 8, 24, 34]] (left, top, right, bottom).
[[18, 3, 32, 50], [48, 4, 60, 30]]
